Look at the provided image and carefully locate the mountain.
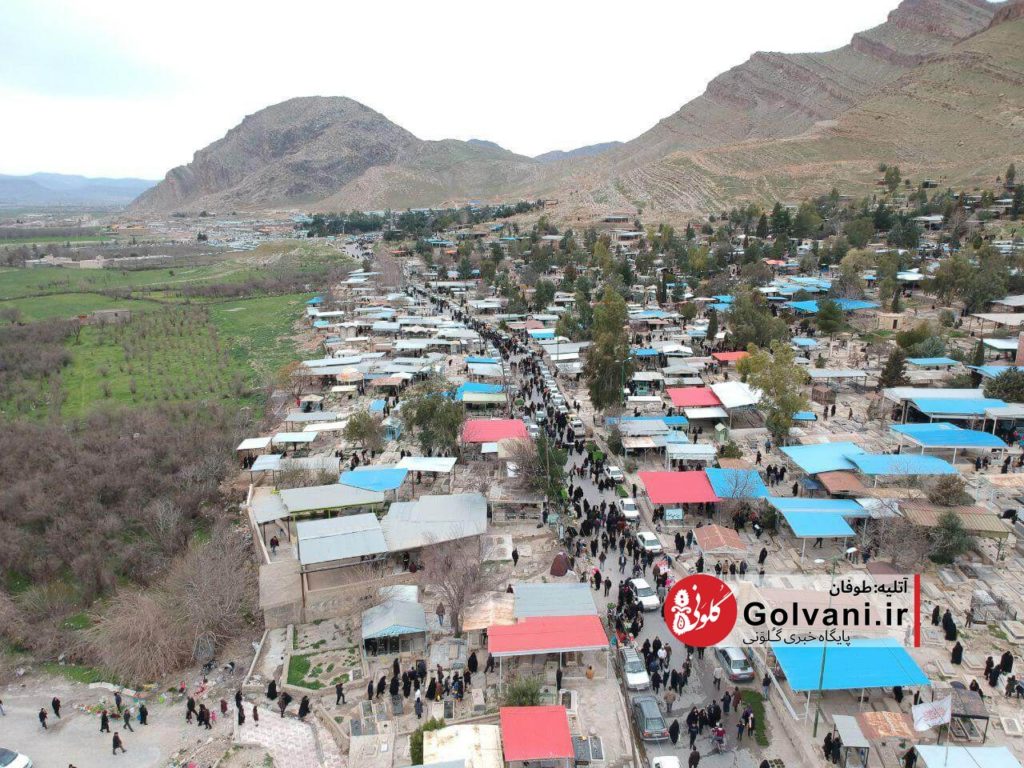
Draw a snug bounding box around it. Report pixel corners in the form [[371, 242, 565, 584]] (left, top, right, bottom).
[[132, 97, 543, 213], [0, 172, 156, 207], [133, 0, 1020, 217], [534, 142, 624, 164], [564, 0, 1021, 216]]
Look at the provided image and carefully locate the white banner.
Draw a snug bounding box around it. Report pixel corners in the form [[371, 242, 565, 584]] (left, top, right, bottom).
[[912, 696, 952, 732]]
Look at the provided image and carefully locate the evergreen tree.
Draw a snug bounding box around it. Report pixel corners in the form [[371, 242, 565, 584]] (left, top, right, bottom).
[[879, 348, 909, 388], [584, 287, 633, 411], [755, 214, 769, 239], [815, 297, 844, 336], [706, 309, 718, 343]]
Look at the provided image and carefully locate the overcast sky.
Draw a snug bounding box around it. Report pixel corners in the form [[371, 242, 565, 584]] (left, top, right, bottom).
[[2, 0, 905, 179]]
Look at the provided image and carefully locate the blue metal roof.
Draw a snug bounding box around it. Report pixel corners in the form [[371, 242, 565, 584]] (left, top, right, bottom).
[[709, 303, 733, 312], [767, 497, 867, 515], [787, 299, 879, 314], [712, 295, 735, 303], [341, 467, 409, 492], [455, 382, 504, 401], [772, 639, 929, 692], [791, 338, 819, 348], [705, 468, 769, 499], [369, 399, 387, 413], [891, 422, 1007, 449], [781, 510, 855, 538], [465, 356, 499, 364], [907, 357, 959, 367], [631, 348, 659, 357], [911, 397, 1006, 417], [847, 453, 958, 476], [970, 365, 1024, 379], [792, 411, 817, 421], [780, 442, 865, 474]]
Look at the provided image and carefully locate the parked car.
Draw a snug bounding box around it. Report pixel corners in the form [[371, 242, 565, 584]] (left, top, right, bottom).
[[570, 417, 585, 432], [630, 578, 661, 611], [636, 530, 663, 554], [0, 749, 32, 768], [716, 647, 755, 682], [606, 465, 625, 482], [651, 758, 681, 768], [618, 497, 640, 521], [631, 694, 669, 741], [620, 646, 651, 690]]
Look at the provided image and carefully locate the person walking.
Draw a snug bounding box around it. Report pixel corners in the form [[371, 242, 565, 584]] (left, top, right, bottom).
[[415, 697, 423, 720], [238, 706, 246, 726], [122, 708, 134, 732], [336, 681, 346, 705], [761, 672, 771, 699], [139, 703, 148, 725], [114, 691, 123, 714], [253, 703, 259, 727], [52, 696, 61, 718], [713, 666, 723, 690], [669, 718, 680, 745], [512, 548, 519, 567], [298, 695, 311, 721], [113, 732, 126, 754], [688, 747, 701, 768], [556, 667, 563, 691], [101, 709, 111, 733], [38, 707, 48, 729]]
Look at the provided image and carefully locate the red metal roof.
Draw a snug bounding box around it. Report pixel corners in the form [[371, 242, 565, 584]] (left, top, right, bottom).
[[500, 706, 575, 762], [693, 523, 747, 554], [487, 615, 608, 657], [667, 387, 722, 408], [462, 419, 529, 444], [712, 351, 750, 363], [639, 471, 720, 505]]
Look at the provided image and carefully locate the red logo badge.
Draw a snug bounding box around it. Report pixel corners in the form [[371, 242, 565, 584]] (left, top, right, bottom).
[[663, 574, 737, 647]]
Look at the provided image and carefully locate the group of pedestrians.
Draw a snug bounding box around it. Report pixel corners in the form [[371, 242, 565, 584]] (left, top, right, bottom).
[[36, 688, 146, 756]]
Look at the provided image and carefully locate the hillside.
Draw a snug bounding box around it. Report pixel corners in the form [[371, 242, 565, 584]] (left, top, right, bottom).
[[132, 97, 543, 213], [132, 0, 1019, 217], [562, 7, 1024, 216], [0, 172, 156, 207]]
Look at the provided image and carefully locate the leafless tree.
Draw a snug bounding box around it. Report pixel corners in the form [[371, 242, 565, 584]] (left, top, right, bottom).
[[421, 534, 487, 636]]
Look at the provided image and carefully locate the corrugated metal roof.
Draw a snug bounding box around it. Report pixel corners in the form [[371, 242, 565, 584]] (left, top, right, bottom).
[[295, 513, 388, 565], [381, 493, 487, 551], [280, 484, 385, 514], [362, 599, 427, 639], [513, 583, 598, 619]]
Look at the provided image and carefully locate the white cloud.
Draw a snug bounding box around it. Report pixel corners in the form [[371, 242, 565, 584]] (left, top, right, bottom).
[[0, 0, 903, 178]]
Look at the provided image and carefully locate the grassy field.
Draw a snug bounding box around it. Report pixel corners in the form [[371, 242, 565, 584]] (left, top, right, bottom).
[[57, 296, 308, 418], [5, 292, 163, 321]]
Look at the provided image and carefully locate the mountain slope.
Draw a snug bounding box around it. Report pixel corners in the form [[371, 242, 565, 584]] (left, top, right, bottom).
[[568, 8, 1024, 216], [132, 97, 543, 213], [534, 142, 623, 164]]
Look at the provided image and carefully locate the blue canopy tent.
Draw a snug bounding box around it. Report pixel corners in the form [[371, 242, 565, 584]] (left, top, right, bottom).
[[890, 422, 1007, 462], [340, 467, 409, 493], [772, 639, 929, 704], [780, 442, 865, 474], [906, 357, 959, 368], [705, 468, 769, 499], [910, 397, 1006, 421], [779, 510, 855, 561], [847, 453, 958, 482]]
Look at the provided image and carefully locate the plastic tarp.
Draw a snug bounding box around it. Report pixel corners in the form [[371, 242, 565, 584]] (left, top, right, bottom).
[[848, 453, 958, 476], [891, 423, 1007, 449], [781, 511, 855, 538], [772, 639, 930, 692], [340, 467, 409, 492], [639, 471, 719, 504], [705, 468, 769, 499], [781, 442, 865, 474], [488, 616, 608, 657], [499, 706, 575, 762]]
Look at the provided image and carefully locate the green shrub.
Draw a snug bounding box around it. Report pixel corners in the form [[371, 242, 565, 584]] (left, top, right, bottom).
[[502, 676, 542, 707], [740, 690, 770, 746], [410, 718, 446, 764]]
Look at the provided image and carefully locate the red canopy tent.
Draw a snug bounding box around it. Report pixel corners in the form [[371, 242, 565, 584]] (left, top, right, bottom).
[[500, 706, 574, 765], [638, 471, 720, 505]]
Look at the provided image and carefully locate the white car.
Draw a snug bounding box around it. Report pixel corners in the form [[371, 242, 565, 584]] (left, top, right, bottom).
[[619, 498, 640, 521], [570, 417, 585, 432], [636, 531, 663, 554], [606, 465, 625, 482], [651, 758, 681, 768], [0, 749, 32, 768], [630, 577, 661, 611], [621, 646, 651, 690]]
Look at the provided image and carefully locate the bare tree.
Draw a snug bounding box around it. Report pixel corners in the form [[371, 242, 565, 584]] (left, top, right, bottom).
[[421, 535, 486, 636]]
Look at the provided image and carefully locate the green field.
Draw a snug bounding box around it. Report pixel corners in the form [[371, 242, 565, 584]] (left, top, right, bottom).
[[5, 292, 163, 321], [57, 295, 309, 418]]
